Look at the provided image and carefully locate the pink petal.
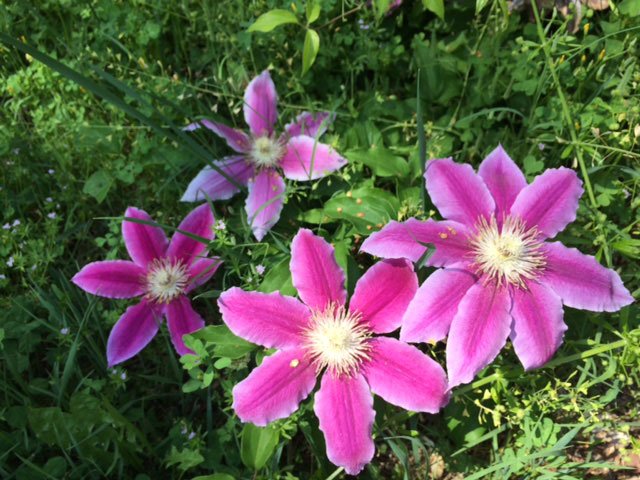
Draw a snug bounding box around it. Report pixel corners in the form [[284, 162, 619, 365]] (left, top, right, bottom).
[[165, 295, 205, 356], [400, 268, 477, 344], [218, 287, 311, 349], [446, 283, 512, 388], [285, 111, 334, 138], [72, 260, 146, 299], [540, 242, 634, 312], [245, 169, 286, 241], [122, 207, 168, 267], [198, 120, 251, 152], [186, 257, 222, 293], [244, 70, 278, 137], [233, 348, 317, 426], [349, 259, 418, 334], [280, 135, 346, 181], [106, 299, 163, 366], [181, 156, 254, 202], [477, 145, 527, 222], [290, 228, 347, 310], [510, 167, 583, 239], [511, 281, 567, 370], [425, 158, 495, 227], [314, 373, 375, 475], [362, 337, 448, 413], [360, 218, 472, 267], [167, 204, 215, 265]]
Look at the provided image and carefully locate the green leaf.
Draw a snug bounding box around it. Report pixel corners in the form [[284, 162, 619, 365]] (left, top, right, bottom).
[[422, 0, 445, 19], [240, 423, 280, 470], [476, 0, 490, 13], [302, 29, 320, 75], [83, 169, 114, 203], [306, 1, 321, 23], [619, 0, 640, 16], [258, 257, 296, 296], [247, 9, 299, 33], [190, 325, 255, 359], [346, 147, 409, 178]]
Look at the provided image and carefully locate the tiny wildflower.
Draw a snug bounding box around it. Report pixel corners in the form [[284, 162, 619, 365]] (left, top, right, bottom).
[[256, 264, 266, 276], [2, 223, 9, 230], [45, 197, 53, 203], [0, 274, 6, 280], [120, 372, 127, 380], [214, 219, 226, 231], [12, 220, 20, 227], [48, 169, 55, 175], [7, 256, 14, 268], [47, 212, 57, 219], [187, 431, 196, 440], [60, 327, 70, 335]]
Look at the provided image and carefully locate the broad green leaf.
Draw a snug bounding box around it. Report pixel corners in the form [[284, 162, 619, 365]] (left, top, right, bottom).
[[302, 29, 320, 75], [83, 169, 113, 203], [422, 0, 445, 19], [619, 0, 640, 16], [258, 257, 296, 296], [240, 423, 280, 470], [306, 1, 321, 23], [248, 9, 299, 33], [346, 147, 409, 178], [190, 325, 255, 359]]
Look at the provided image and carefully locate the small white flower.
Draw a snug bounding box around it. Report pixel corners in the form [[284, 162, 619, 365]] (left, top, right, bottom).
[[47, 212, 57, 219], [6, 256, 14, 267], [45, 197, 53, 203], [538, 143, 546, 151], [12, 220, 20, 227], [48, 169, 55, 175], [31, 265, 36, 271], [120, 372, 127, 380], [215, 220, 226, 231], [188, 431, 196, 440], [2, 223, 9, 230], [0, 274, 6, 280], [256, 264, 266, 276], [60, 327, 70, 335]]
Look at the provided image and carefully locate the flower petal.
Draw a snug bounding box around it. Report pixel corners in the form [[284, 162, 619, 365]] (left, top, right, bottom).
[[72, 260, 146, 299], [360, 218, 472, 267], [106, 299, 163, 366], [165, 295, 205, 356], [244, 70, 278, 137], [285, 111, 334, 138], [510, 167, 583, 239], [511, 281, 567, 370], [181, 157, 254, 202], [362, 337, 449, 413], [186, 257, 222, 293], [477, 145, 527, 221], [218, 287, 311, 349], [167, 204, 215, 265], [122, 207, 168, 267], [198, 120, 251, 152], [425, 158, 495, 226], [400, 268, 477, 344], [280, 135, 346, 181], [540, 242, 634, 312], [349, 259, 417, 334], [314, 373, 375, 475], [290, 228, 347, 310], [446, 283, 512, 388], [233, 348, 317, 426], [245, 169, 286, 241]]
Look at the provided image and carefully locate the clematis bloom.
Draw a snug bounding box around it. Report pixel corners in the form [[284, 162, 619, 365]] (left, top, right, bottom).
[[361, 146, 634, 388], [218, 229, 448, 475], [182, 70, 346, 240], [72, 204, 220, 366]]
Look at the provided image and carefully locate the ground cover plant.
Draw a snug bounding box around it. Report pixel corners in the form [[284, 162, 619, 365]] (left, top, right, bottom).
[[1, 0, 639, 478]]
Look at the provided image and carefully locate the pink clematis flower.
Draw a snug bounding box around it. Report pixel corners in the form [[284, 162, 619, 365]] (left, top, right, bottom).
[[361, 146, 634, 388], [182, 70, 346, 241], [72, 204, 220, 366], [218, 229, 448, 475]]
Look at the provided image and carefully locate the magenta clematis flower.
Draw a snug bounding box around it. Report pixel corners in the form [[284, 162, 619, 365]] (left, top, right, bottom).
[[182, 70, 346, 241], [72, 204, 220, 366], [218, 229, 448, 474], [361, 146, 634, 388]]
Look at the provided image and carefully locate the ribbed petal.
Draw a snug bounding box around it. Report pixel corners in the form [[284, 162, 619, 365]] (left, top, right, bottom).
[[349, 259, 417, 334], [245, 169, 286, 241], [106, 299, 163, 366], [165, 295, 206, 356], [510, 167, 583, 239], [400, 268, 477, 344], [362, 337, 449, 413], [511, 281, 567, 370], [290, 228, 347, 310], [280, 135, 346, 181], [233, 349, 317, 426], [446, 283, 512, 388], [314, 373, 375, 476], [122, 207, 168, 267], [425, 158, 495, 227], [285, 111, 334, 138], [181, 157, 254, 202], [540, 242, 634, 312], [167, 204, 215, 265], [72, 260, 146, 299], [244, 70, 278, 137], [186, 257, 222, 293], [218, 287, 311, 349], [198, 120, 251, 152]]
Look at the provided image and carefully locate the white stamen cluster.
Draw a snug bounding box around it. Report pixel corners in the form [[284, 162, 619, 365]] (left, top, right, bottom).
[[146, 258, 189, 303], [469, 215, 545, 288], [303, 304, 372, 377], [250, 136, 285, 168]]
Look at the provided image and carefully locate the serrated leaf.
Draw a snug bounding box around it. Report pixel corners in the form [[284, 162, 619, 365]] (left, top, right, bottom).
[[241, 423, 280, 470], [422, 0, 445, 19], [302, 29, 320, 75], [248, 9, 299, 33]]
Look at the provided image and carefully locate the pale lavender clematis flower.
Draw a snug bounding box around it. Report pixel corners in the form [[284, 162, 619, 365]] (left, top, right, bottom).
[[182, 70, 346, 241], [72, 204, 221, 366], [218, 229, 448, 475], [361, 145, 634, 388]]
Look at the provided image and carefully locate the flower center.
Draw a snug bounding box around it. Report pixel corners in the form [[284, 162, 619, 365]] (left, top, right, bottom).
[[250, 136, 284, 168], [146, 258, 189, 303], [302, 304, 372, 377], [469, 215, 545, 288]]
